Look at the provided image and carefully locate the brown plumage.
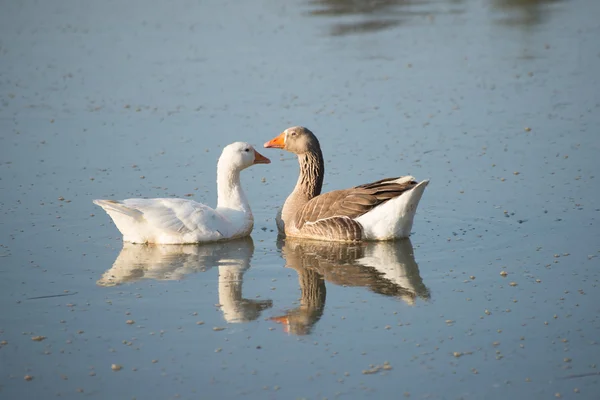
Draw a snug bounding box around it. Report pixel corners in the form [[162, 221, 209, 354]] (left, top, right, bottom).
[[295, 177, 420, 229], [269, 238, 430, 334]]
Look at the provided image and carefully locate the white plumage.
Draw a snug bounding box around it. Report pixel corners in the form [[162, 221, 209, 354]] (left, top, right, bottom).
[[355, 178, 429, 240], [94, 142, 270, 244]]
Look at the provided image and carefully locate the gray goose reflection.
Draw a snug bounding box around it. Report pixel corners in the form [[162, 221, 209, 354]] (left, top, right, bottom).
[[271, 238, 429, 335], [97, 237, 272, 323], [307, 0, 467, 36]]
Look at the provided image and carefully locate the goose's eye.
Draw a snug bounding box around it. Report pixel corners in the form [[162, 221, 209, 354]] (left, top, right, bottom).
[[244, 148, 250, 152], [290, 132, 296, 136]]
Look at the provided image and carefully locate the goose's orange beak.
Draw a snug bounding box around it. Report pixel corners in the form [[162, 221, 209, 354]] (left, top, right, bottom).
[[270, 315, 289, 324], [270, 315, 290, 333], [253, 150, 271, 164], [264, 132, 285, 149]]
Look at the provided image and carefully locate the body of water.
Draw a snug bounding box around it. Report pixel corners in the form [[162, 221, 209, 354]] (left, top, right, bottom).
[[1, 0, 599, 398]]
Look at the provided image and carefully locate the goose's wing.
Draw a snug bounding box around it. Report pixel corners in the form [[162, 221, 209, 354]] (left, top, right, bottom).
[[291, 177, 418, 242], [122, 198, 225, 235], [294, 176, 418, 228]]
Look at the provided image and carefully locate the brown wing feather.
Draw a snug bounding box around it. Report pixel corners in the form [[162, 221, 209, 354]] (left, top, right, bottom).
[[294, 177, 419, 231], [354, 176, 411, 189], [299, 216, 364, 242]]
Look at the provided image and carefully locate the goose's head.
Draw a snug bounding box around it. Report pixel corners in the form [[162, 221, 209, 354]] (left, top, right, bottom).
[[264, 126, 321, 155], [220, 142, 271, 171]]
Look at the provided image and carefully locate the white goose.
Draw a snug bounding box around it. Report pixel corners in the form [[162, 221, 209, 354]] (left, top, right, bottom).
[[96, 238, 273, 323], [264, 127, 428, 242], [94, 142, 270, 244]]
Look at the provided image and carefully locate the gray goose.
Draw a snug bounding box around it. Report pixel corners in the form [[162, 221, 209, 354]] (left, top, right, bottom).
[[264, 126, 428, 242], [270, 238, 430, 334]]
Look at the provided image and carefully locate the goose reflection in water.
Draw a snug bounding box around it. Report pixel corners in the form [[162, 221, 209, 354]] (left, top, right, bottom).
[[97, 237, 272, 323], [271, 238, 429, 335]]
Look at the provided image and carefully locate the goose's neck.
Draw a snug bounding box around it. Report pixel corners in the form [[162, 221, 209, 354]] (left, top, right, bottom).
[[298, 267, 327, 309], [295, 150, 324, 199], [218, 266, 245, 323], [280, 150, 324, 229], [216, 166, 250, 212]]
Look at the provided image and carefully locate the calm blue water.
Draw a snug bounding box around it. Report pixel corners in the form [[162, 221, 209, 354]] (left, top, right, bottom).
[[1, 0, 599, 398]]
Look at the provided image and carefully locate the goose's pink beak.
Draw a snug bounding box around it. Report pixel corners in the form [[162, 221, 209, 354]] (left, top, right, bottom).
[[264, 132, 285, 149]]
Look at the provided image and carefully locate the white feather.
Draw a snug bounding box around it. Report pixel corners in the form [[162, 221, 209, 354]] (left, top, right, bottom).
[[355, 179, 429, 240], [94, 198, 231, 244], [94, 142, 268, 244]]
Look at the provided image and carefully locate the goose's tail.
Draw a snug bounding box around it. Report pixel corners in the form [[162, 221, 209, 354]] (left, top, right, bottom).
[[93, 199, 143, 220]]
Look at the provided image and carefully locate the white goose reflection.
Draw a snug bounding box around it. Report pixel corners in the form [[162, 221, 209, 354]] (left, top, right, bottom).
[[271, 238, 429, 335], [97, 237, 272, 323]]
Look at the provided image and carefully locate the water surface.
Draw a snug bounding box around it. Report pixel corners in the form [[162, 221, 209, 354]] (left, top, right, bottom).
[[1, 0, 599, 398]]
